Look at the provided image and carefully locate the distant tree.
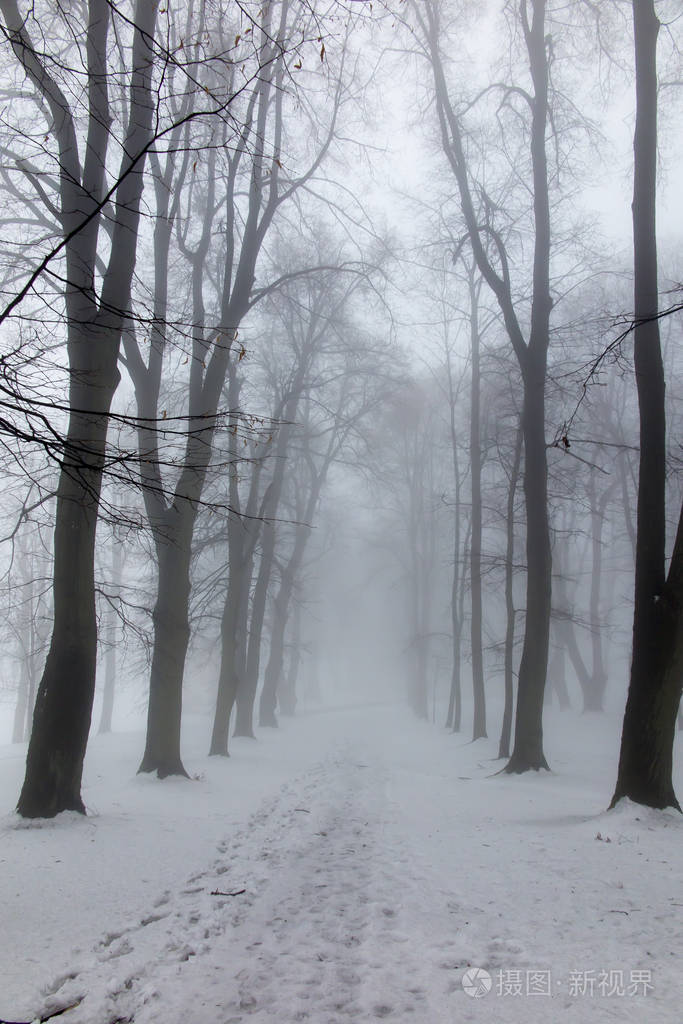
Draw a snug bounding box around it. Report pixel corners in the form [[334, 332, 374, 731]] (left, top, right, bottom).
[[416, 0, 554, 770], [96, 528, 125, 735], [465, 266, 486, 740], [127, 5, 362, 776], [498, 421, 523, 758], [8, 529, 51, 744]]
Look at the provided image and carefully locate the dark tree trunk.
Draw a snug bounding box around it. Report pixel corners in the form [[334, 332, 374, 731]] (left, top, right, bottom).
[[446, 605, 462, 731], [11, 0, 160, 817], [446, 387, 462, 733], [469, 274, 486, 740], [138, 519, 192, 777], [209, 546, 248, 756], [444, 349, 463, 732], [506, 348, 551, 772], [209, 375, 258, 756], [235, 525, 275, 737], [504, 2, 552, 774], [18, 341, 120, 816], [611, 0, 681, 811], [499, 425, 522, 758], [612, 503, 683, 809]]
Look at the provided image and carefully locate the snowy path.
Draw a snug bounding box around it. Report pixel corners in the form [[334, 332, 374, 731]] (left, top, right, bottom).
[[2, 706, 682, 1023], [35, 743, 466, 1023]]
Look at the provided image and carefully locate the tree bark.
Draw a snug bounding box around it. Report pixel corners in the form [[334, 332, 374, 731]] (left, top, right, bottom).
[[499, 425, 522, 758], [12, 0, 160, 817], [504, 1, 552, 773], [611, 0, 681, 811], [18, 335, 121, 814], [209, 372, 259, 756], [259, 454, 328, 726], [235, 516, 276, 737], [209, 518, 250, 755], [138, 518, 193, 777], [421, 0, 553, 771], [469, 273, 486, 740], [444, 343, 463, 731], [506, 350, 551, 771]]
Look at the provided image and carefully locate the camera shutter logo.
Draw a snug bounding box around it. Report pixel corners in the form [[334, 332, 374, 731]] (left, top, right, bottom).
[[462, 967, 493, 998]]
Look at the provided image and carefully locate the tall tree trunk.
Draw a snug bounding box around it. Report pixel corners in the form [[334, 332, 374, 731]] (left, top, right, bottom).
[[611, 0, 681, 811], [209, 537, 250, 756], [469, 274, 486, 739], [209, 374, 260, 756], [11, 0, 160, 817], [506, 346, 551, 772], [138, 517, 193, 777], [499, 425, 522, 758], [584, 470, 611, 712], [235, 386, 304, 737], [446, 569, 463, 730], [18, 339, 121, 815], [504, 2, 552, 773], [451, 516, 471, 732], [421, 0, 553, 771], [235, 524, 276, 736], [98, 535, 123, 734], [259, 582, 291, 727], [444, 347, 463, 731]]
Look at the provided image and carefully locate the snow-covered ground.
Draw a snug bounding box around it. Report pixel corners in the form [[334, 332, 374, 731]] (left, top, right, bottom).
[[1, 702, 681, 1024]]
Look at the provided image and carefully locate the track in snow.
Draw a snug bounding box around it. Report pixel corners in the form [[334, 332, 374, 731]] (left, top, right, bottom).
[[36, 742, 466, 1024]]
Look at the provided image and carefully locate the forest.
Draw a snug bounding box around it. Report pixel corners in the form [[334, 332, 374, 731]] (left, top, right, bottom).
[[0, 1, 681, 1022]]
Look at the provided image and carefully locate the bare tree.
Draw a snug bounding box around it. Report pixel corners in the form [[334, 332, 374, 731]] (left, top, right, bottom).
[[120, 2, 362, 776], [415, 0, 554, 770], [0, 0, 162, 816], [611, 0, 682, 811]]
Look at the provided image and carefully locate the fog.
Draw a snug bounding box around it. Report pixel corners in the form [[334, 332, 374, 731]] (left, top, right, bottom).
[[0, 0, 682, 1020]]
